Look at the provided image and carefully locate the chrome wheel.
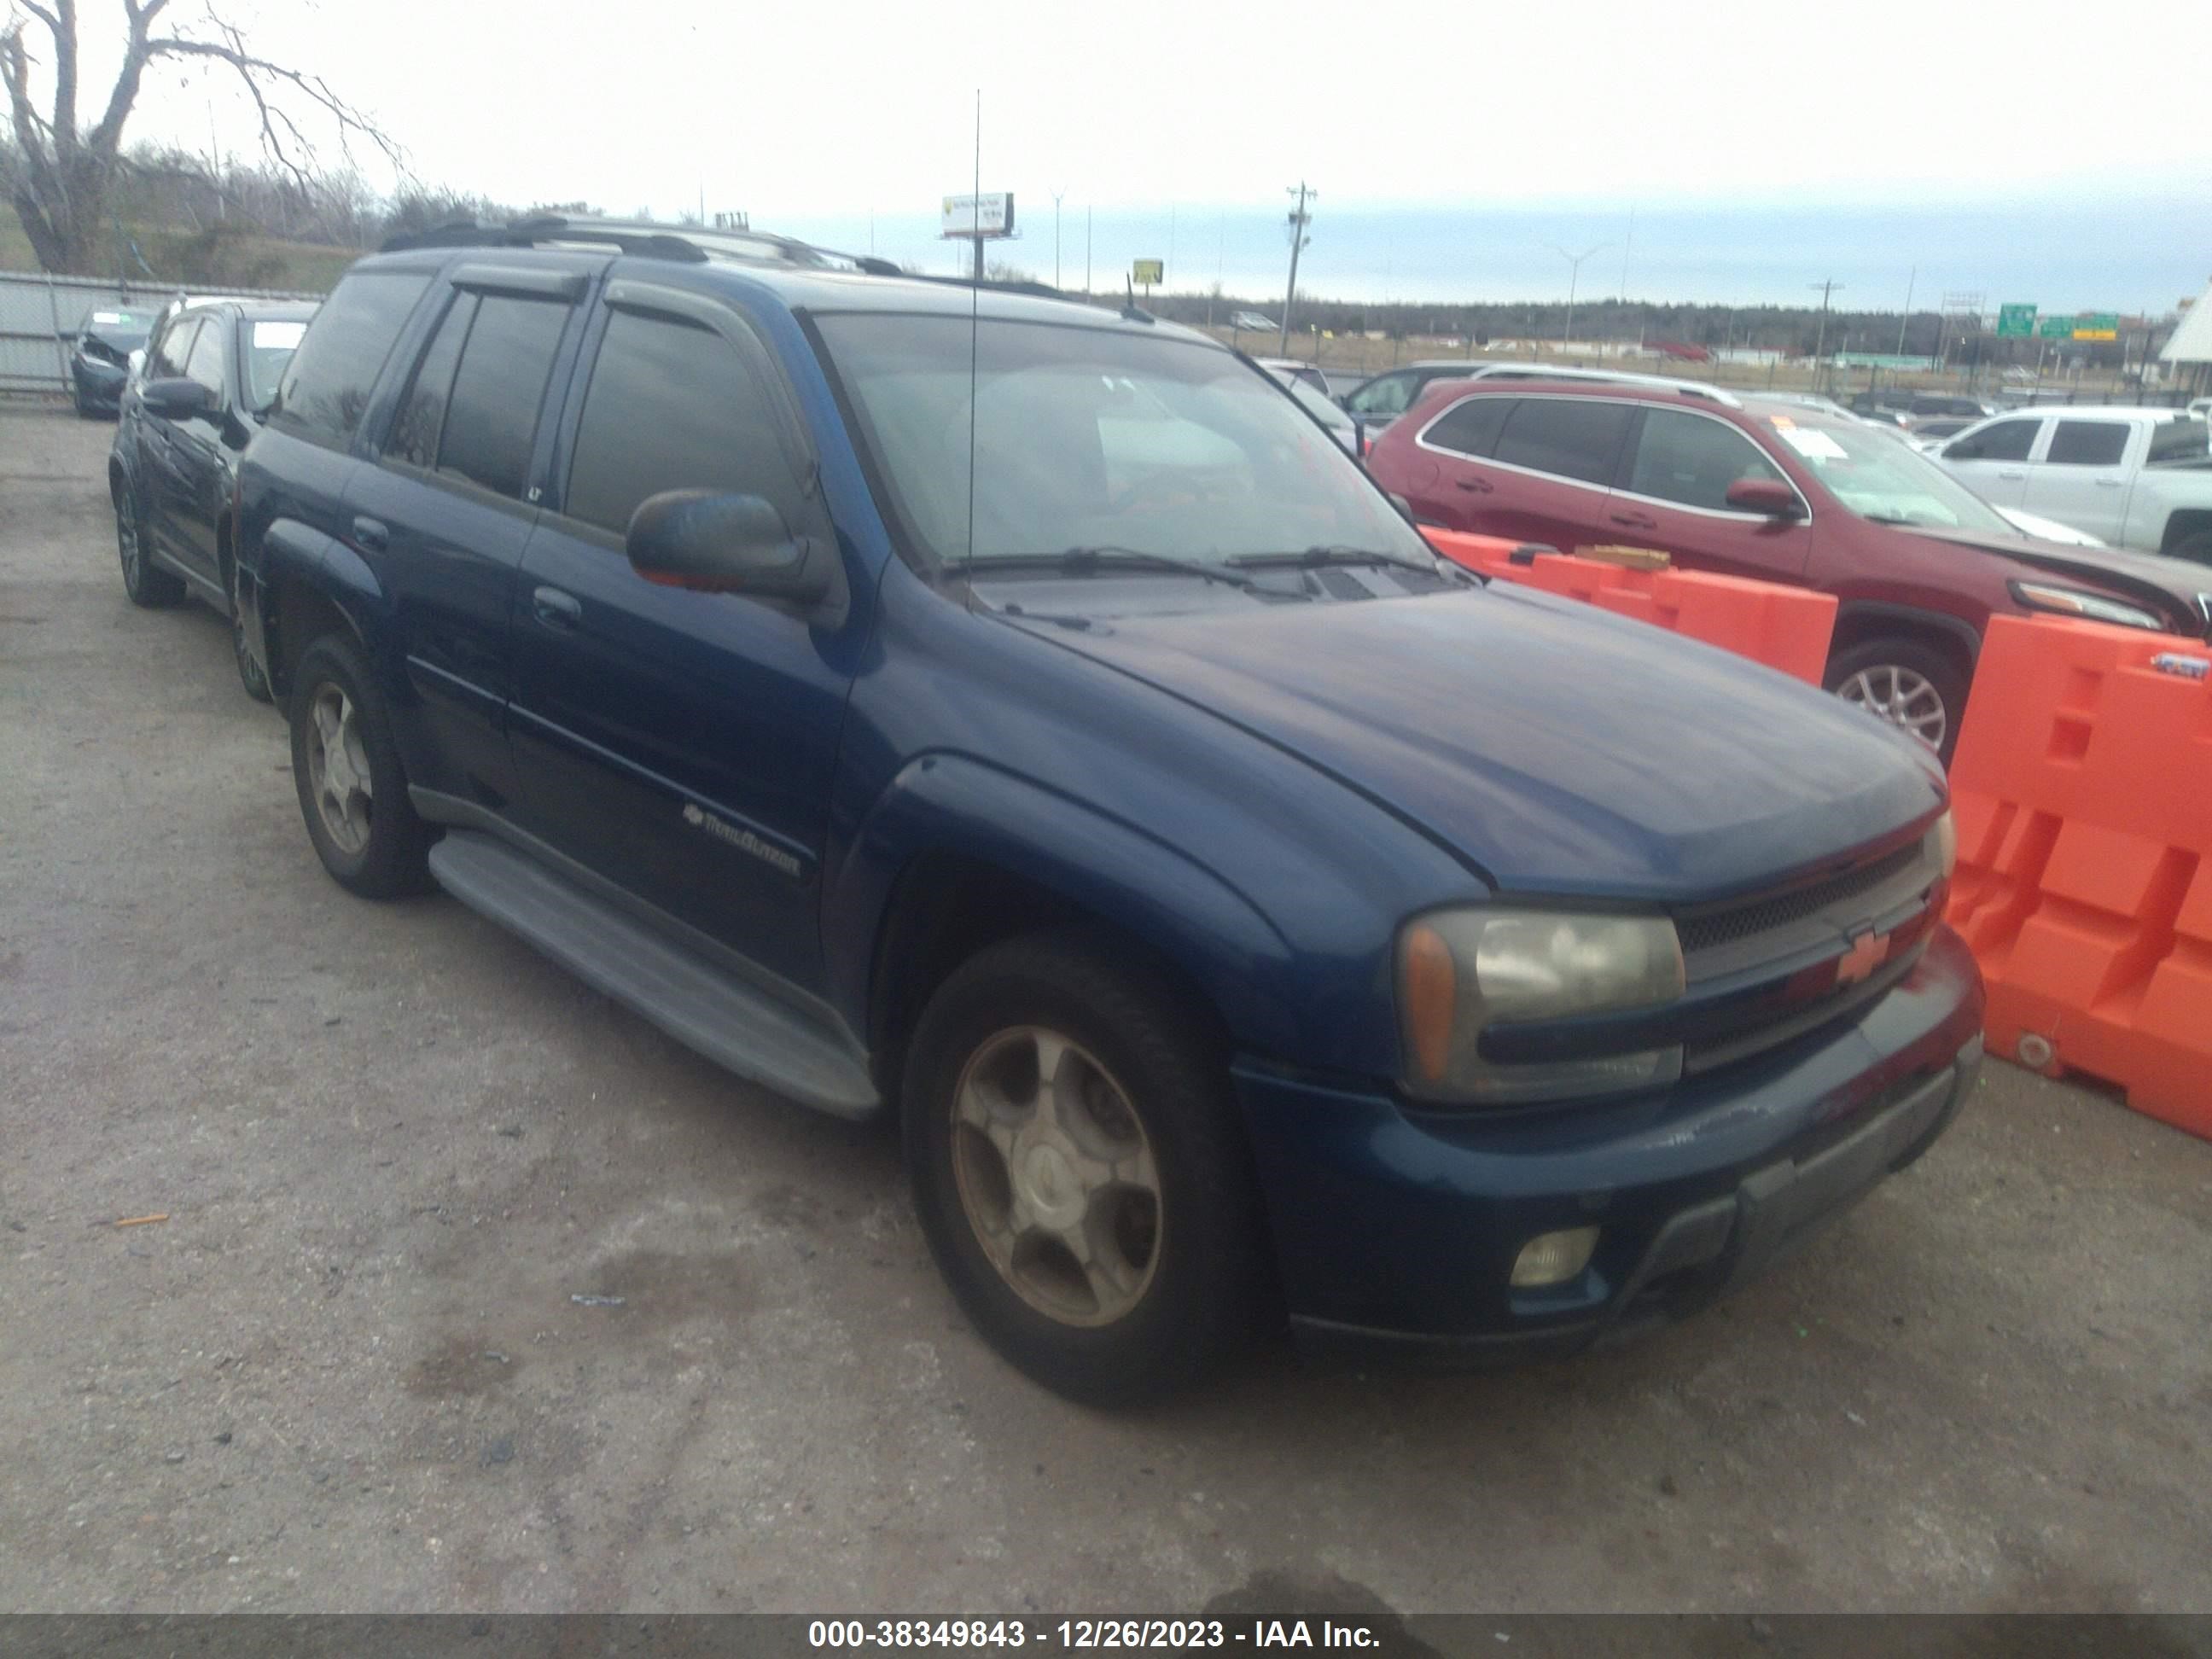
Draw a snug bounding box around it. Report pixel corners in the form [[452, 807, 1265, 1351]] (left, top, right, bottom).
[[1836, 664, 1948, 751], [950, 1026, 1163, 1327], [305, 684, 373, 855]]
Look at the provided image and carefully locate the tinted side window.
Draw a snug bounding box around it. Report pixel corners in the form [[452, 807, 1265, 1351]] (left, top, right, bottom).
[[2147, 418, 2210, 465], [151, 317, 198, 381], [1627, 409, 1784, 510], [563, 309, 800, 535], [2046, 420, 2129, 466], [434, 294, 570, 499], [271, 271, 432, 451], [1952, 418, 2038, 462], [183, 319, 226, 396], [1422, 396, 1511, 458], [1492, 398, 1634, 486], [386, 294, 475, 469]]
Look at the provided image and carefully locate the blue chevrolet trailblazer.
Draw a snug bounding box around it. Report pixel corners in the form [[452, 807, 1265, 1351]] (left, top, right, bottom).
[[223, 217, 1983, 1401]]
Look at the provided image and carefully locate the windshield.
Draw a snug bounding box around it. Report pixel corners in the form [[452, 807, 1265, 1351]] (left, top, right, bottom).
[[1277, 371, 1351, 429], [1763, 411, 2014, 533], [818, 313, 1428, 569], [81, 308, 152, 347], [245, 318, 309, 411]]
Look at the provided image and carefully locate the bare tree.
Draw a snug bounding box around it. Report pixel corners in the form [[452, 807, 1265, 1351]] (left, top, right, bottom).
[[2, 0, 398, 273]]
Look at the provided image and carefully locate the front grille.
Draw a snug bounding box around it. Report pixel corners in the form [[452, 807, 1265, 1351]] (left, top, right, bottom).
[[1678, 843, 1921, 956]]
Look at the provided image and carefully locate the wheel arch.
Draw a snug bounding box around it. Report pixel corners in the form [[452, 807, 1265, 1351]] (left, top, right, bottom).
[[2157, 507, 2212, 560], [257, 521, 384, 702], [1826, 602, 1982, 682]]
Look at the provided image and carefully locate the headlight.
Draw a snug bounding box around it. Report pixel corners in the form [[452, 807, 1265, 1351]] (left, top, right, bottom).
[[1398, 908, 1685, 1106], [2010, 580, 2162, 631], [1927, 809, 1957, 882]]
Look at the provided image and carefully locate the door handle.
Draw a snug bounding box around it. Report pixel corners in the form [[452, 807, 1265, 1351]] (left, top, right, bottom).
[[1609, 510, 1658, 529], [2093, 477, 2123, 488], [350, 515, 388, 553], [532, 585, 583, 630], [1995, 469, 2025, 480], [1453, 477, 1493, 494]]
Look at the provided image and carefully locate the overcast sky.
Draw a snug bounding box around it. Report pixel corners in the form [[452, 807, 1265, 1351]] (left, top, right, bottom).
[[75, 0, 2212, 307]]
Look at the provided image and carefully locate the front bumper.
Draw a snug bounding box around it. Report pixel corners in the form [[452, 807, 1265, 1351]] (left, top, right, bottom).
[[1233, 923, 1984, 1360], [72, 358, 126, 410]]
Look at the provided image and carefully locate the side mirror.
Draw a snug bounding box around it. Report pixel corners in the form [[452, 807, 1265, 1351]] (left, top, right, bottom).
[[1725, 478, 1806, 520], [625, 489, 829, 604], [141, 376, 213, 420]]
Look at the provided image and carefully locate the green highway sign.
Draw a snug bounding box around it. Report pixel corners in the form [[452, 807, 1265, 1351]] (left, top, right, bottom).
[[2073, 311, 2119, 341], [2039, 314, 2076, 339], [1997, 303, 2037, 338]]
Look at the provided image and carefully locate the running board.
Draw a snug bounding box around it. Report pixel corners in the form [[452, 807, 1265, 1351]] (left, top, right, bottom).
[[427, 830, 879, 1119]]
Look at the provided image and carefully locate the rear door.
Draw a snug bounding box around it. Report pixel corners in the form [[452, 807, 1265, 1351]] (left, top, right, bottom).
[[1459, 393, 1635, 551], [506, 280, 857, 989], [1612, 406, 1813, 582], [1393, 393, 1512, 527], [2022, 416, 2136, 544], [347, 265, 588, 809], [1936, 414, 2042, 509]]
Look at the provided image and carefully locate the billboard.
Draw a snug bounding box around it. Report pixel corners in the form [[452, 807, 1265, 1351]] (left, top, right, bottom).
[[1132, 259, 1163, 286], [940, 193, 1015, 238]]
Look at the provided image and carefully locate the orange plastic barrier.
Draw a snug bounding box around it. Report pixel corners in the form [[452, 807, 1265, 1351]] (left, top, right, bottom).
[[1423, 532, 1837, 684], [1946, 614, 2212, 1139]]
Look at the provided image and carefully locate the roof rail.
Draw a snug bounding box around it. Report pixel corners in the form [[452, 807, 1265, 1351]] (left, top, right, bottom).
[[375, 214, 896, 274]]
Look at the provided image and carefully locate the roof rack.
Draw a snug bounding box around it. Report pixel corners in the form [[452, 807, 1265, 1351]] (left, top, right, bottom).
[[376, 213, 905, 276]]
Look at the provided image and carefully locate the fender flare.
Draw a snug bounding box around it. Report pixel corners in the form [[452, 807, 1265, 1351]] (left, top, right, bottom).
[[1829, 601, 1983, 670], [823, 753, 1311, 1069], [250, 517, 387, 696]]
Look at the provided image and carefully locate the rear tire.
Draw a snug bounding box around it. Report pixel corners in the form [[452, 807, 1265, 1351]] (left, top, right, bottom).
[[288, 633, 434, 898], [114, 481, 184, 608], [902, 934, 1271, 1405], [1825, 637, 1970, 765], [228, 559, 273, 704]]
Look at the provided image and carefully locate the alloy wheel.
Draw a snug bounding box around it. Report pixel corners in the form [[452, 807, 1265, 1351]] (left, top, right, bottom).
[[1836, 664, 1947, 752], [949, 1025, 1163, 1327], [305, 684, 374, 855]]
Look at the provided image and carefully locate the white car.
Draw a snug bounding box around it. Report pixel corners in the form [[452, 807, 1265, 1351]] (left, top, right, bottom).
[[1932, 405, 2212, 561], [1229, 310, 1278, 333]]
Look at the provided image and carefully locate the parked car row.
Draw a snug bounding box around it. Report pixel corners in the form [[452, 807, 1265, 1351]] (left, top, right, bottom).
[[108, 296, 319, 699], [1363, 376, 2212, 760], [110, 216, 1988, 1402]]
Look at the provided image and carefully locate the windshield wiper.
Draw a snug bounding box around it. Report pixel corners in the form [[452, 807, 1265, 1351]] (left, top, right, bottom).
[[1228, 545, 1452, 579], [944, 546, 1264, 591]]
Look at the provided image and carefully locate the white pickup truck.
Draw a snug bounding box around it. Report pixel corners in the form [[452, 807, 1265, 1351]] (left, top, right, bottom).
[[1934, 405, 2212, 563]]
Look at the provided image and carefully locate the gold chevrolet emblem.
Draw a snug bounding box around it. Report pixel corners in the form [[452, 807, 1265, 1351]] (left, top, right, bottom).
[[1837, 929, 1890, 986]]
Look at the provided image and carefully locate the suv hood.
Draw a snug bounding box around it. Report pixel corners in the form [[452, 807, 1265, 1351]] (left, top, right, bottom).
[[1919, 528, 2212, 635], [1005, 586, 1944, 900]]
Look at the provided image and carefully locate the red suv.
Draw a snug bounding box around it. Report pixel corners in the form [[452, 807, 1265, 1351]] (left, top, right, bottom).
[[1367, 379, 2212, 760]]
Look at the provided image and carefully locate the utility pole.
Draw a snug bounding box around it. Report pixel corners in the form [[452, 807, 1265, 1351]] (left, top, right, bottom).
[[1550, 242, 1609, 356], [1280, 182, 1315, 358], [1810, 278, 1844, 391], [1896, 265, 1915, 358], [1051, 188, 1066, 288]]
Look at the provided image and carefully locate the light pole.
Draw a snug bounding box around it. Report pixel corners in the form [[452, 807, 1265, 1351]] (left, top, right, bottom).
[[1085, 206, 1092, 294], [1051, 187, 1066, 288], [1549, 242, 1609, 356], [1280, 182, 1315, 358], [1809, 279, 1845, 391]]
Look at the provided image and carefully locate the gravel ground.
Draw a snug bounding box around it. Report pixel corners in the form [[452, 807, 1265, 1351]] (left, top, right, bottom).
[[3, 405, 2209, 1615]]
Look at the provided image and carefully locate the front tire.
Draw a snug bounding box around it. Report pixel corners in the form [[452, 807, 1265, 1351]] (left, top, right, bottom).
[[288, 633, 434, 897], [114, 482, 184, 608], [1825, 637, 1970, 765], [902, 934, 1271, 1405]]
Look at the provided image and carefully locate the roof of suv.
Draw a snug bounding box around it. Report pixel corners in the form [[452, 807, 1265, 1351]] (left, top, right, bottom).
[[368, 215, 1203, 343]]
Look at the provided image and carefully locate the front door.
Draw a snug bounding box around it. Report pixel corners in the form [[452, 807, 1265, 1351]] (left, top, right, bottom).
[[507, 285, 859, 992], [1937, 415, 2042, 510], [1612, 406, 1814, 582]]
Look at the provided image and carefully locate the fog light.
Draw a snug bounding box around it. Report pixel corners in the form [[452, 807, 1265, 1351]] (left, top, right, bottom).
[[1511, 1226, 1600, 1289]]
